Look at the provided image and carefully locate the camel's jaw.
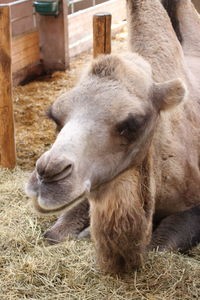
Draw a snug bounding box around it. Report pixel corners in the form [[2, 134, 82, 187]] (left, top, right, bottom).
[[25, 170, 90, 215], [30, 193, 86, 215]]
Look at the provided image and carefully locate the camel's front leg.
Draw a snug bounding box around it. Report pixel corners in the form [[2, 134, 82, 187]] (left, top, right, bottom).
[[149, 204, 200, 252], [44, 199, 90, 244]]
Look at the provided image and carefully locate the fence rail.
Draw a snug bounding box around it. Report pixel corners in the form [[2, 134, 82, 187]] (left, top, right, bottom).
[[0, 0, 29, 6], [68, 0, 109, 14]]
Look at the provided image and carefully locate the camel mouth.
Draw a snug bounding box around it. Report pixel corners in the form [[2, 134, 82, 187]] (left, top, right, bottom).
[[32, 193, 86, 215]]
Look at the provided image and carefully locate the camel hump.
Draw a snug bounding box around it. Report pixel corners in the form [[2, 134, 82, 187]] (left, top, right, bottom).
[[161, 0, 183, 43]]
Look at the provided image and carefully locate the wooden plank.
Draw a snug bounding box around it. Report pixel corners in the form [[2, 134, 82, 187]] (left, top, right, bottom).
[[12, 53, 40, 74], [0, 6, 16, 168], [0, 0, 13, 3], [12, 15, 36, 37], [10, 1, 36, 37], [68, 0, 126, 57], [37, 0, 69, 71], [12, 31, 39, 55], [68, 0, 108, 14], [12, 31, 40, 73], [10, 0, 33, 20], [12, 48, 40, 73], [13, 45, 39, 62], [13, 62, 43, 86], [93, 13, 111, 58]]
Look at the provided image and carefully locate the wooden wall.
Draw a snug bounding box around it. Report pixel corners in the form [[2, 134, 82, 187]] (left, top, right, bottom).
[[4, 0, 42, 85], [12, 31, 40, 74], [1, 0, 37, 36]]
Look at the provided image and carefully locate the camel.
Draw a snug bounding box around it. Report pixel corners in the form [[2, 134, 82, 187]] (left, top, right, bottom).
[[26, 0, 200, 274]]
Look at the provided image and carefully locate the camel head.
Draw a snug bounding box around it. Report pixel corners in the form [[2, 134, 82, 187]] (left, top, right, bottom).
[[26, 53, 186, 213]]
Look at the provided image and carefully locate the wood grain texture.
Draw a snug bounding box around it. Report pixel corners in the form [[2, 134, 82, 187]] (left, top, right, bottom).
[[12, 31, 40, 73], [11, 0, 35, 37], [37, 0, 69, 71], [93, 13, 112, 58], [0, 6, 16, 168]]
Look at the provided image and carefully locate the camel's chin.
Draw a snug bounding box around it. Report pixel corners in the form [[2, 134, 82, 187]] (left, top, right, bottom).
[[32, 194, 86, 215]]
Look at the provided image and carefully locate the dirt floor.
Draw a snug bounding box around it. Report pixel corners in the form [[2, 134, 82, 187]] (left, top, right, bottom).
[[0, 31, 200, 299]]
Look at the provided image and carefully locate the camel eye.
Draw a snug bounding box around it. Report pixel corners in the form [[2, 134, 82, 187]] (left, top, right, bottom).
[[46, 106, 63, 132], [116, 113, 147, 142]]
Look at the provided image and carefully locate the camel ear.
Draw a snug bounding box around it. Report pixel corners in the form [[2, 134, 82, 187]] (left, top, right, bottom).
[[153, 78, 187, 111]]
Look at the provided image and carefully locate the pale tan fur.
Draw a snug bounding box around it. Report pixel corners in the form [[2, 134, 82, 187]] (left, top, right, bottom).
[[26, 0, 200, 274]]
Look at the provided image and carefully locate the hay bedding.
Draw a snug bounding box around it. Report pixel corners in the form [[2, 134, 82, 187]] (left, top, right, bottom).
[[0, 31, 200, 299]]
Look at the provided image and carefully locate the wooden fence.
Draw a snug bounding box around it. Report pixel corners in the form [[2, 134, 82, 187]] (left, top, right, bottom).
[[0, 0, 126, 87], [2, 0, 41, 85]]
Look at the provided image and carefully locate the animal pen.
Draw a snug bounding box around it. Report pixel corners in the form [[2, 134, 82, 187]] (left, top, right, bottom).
[[1, 1, 200, 299], [0, 0, 126, 169]]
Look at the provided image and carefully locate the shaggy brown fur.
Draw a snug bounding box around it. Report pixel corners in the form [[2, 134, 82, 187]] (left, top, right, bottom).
[[90, 162, 154, 273]]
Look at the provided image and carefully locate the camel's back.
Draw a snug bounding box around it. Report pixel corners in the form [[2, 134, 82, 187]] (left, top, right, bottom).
[[153, 57, 200, 217]]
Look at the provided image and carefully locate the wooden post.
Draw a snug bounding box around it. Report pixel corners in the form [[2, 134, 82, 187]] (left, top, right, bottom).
[[0, 6, 16, 169], [37, 0, 69, 72], [93, 12, 112, 58]]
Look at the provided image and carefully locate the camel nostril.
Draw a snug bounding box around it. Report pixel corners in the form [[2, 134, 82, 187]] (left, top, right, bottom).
[[44, 162, 73, 182], [36, 153, 74, 183], [63, 164, 73, 176]]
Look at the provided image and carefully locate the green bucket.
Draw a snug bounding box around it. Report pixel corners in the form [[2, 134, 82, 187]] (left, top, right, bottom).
[[33, 1, 60, 16]]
